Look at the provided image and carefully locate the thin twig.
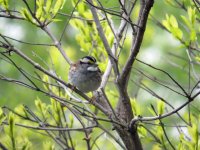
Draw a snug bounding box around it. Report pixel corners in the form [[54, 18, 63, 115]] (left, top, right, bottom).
[[59, 0, 81, 42], [136, 58, 189, 97]]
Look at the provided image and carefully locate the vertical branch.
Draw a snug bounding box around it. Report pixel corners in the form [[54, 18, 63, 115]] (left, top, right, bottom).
[[86, 0, 120, 77], [120, 0, 154, 83], [100, 0, 129, 88], [116, 0, 154, 123], [114, 1, 153, 149]]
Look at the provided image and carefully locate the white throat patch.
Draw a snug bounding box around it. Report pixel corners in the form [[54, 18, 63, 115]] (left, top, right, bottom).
[[87, 66, 98, 71]]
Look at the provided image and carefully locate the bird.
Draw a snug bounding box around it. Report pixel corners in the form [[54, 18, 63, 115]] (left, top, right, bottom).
[[68, 56, 102, 93]]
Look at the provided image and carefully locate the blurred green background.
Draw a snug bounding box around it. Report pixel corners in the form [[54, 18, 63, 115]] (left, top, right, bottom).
[[0, 0, 193, 108], [0, 0, 199, 149]]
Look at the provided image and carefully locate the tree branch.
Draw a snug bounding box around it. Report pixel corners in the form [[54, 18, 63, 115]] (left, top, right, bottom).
[[129, 96, 195, 129], [87, 0, 120, 76], [119, 0, 154, 84]]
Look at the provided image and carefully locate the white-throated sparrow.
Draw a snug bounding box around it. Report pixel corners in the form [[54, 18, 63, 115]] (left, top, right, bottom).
[[68, 56, 102, 93]]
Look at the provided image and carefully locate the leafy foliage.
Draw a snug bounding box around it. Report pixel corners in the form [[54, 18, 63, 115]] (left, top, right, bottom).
[[0, 0, 200, 150]]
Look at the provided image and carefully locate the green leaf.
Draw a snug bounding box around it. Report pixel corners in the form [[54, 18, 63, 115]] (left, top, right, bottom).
[[152, 144, 162, 150], [77, 2, 86, 15], [8, 113, 16, 150], [21, 138, 32, 150], [1, 0, 9, 10], [171, 27, 183, 40], [195, 56, 200, 62], [36, 0, 44, 20], [14, 105, 29, 118], [69, 114, 74, 128], [52, 0, 64, 15], [42, 75, 50, 90], [35, 97, 47, 118], [130, 98, 141, 115], [162, 19, 170, 31], [60, 0, 66, 9], [162, 14, 171, 31], [165, 0, 176, 7], [50, 99, 62, 124], [51, 18, 62, 22], [188, 7, 196, 25], [45, 0, 53, 13], [37, 0, 44, 6], [188, 123, 199, 147], [0, 107, 3, 116], [83, 11, 93, 20], [181, 15, 192, 29], [156, 126, 164, 143], [0, 108, 6, 125], [20, 8, 35, 24], [137, 126, 147, 137], [8, 113, 15, 136], [157, 101, 165, 115], [162, 14, 183, 39], [43, 141, 55, 150], [178, 134, 186, 150], [148, 107, 156, 116], [170, 15, 178, 28], [35, 98, 42, 110], [190, 29, 196, 42]]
